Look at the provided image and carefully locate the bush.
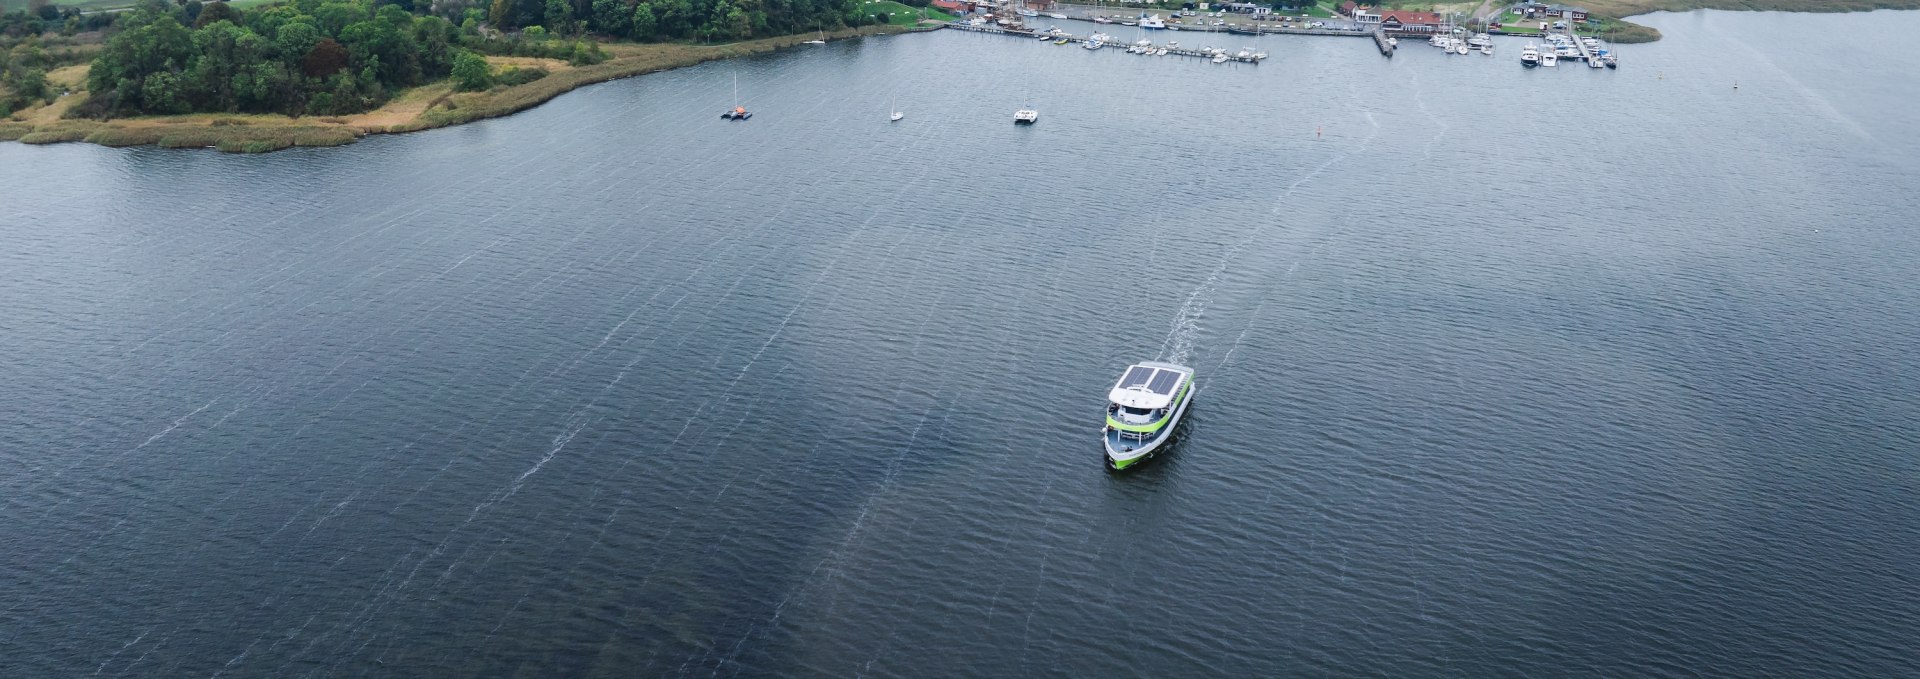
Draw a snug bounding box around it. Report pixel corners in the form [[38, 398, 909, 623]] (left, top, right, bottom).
[[451, 49, 491, 90], [494, 65, 546, 86]]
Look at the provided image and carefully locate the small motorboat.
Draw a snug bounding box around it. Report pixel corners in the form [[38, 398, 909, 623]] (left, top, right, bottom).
[[1014, 108, 1038, 124]]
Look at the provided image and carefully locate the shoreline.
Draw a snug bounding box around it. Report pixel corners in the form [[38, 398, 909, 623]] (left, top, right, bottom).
[[6, 3, 1916, 153], [0, 23, 938, 154]]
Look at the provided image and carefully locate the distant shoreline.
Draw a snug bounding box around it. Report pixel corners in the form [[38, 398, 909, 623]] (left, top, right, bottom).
[[6, 3, 1913, 153], [1590, 0, 1920, 42], [0, 23, 937, 154]]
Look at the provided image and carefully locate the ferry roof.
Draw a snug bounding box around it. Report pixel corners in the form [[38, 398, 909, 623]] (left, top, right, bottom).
[[1108, 363, 1190, 409]]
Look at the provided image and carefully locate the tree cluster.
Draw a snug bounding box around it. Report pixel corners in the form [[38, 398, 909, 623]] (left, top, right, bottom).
[[472, 0, 865, 43], [82, 0, 461, 117]]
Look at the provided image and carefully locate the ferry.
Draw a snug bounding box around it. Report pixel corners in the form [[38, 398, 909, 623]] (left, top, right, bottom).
[[1102, 362, 1196, 470]]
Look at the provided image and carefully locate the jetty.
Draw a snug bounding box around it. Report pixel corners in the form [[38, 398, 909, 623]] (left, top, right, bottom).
[[1371, 30, 1393, 57], [1570, 30, 1605, 67], [946, 21, 1265, 63]]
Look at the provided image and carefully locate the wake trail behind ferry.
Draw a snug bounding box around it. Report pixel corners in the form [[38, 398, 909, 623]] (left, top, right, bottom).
[[1156, 102, 1381, 368]]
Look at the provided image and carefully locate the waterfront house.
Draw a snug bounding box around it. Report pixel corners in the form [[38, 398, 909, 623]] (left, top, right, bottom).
[[931, 0, 975, 12], [1377, 10, 1443, 32], [1543, 4, 1589, 20]]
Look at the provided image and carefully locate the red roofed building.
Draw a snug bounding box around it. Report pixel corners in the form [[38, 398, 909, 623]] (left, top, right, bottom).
[[1377, 10, 1443, 31], [931, 0, 974, 12]]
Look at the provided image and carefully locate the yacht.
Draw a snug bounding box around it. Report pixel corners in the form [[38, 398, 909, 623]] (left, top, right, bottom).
[[1014, 108, 1038, 124], [1093, 16, 1113, 24], [1017, 8, 1038, 17], [1212, 53, 1229, 63], [1521, 43, 1539, 66], [1102, 362, 1197, 470], [1138, 12, 1166, 29], [1048, 12, 1067, 19], [1467, 33, 1489, 48], [1541, 51, 1557, 67]]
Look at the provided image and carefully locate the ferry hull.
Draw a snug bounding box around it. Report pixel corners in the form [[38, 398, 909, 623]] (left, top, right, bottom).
[[1104, 382, 1194, 470]]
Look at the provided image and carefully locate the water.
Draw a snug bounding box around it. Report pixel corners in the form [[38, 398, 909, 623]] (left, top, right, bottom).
[[4, 10, 1918, 676]]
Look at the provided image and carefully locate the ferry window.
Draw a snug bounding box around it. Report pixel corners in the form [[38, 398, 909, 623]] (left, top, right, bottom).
[[1122, 406, 1154, 417]]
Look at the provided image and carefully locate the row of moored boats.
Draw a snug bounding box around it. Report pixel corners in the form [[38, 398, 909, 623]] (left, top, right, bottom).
[[1518, 33, 1617, 68], [1034, 26, 1265, 63]]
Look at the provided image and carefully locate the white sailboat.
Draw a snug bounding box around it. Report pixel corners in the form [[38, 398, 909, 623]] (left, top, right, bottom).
[[804, 26, 825, 44], [889, 95, 903, 122]]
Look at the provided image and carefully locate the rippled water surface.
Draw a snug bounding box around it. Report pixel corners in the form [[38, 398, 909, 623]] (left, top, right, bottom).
[[4, 9, 1918, 677]]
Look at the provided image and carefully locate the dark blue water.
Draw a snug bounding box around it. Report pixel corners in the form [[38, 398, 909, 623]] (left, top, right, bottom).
[[3, 9, 1917, 677]]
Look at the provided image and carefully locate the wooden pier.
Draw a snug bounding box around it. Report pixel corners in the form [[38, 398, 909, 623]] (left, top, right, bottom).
[[1571, 31, 1605, 68], [944, 21, 1265, 63]]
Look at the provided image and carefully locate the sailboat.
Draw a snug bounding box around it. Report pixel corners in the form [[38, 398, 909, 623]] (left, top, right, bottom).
[[721, 71, 751, 119], [804, 25, 825, 44], [889, 95, 903, 122]]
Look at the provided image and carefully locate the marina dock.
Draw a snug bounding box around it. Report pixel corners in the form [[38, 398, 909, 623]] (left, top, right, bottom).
[[1571, 31, 1605, 67], [945, 21, 1266, 63]]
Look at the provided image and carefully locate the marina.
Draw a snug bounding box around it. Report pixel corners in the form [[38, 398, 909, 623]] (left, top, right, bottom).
[[945, 1, 1620, 70], [949, 19, 1268, 62]]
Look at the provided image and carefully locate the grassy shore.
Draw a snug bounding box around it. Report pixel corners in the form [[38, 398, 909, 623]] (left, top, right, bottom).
[[1569, 0, 1920, 42], [1, 23, 936, 153]]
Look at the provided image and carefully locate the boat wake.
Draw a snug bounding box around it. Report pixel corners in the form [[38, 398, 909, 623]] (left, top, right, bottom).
[[1156, 96, 1382, 370]]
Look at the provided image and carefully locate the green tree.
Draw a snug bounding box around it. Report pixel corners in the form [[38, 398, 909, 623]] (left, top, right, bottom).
[[629, 2, 655, 39], [450, 48, 490, 89], [194, 1, 239, 28], [140, 70, 189, 112], [542, 0, 572, 34], [589, 0, 627, 36]]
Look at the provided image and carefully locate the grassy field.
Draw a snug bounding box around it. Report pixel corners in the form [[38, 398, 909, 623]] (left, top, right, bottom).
[[2, 24, 937, 152], [855, 0, 954, 25]]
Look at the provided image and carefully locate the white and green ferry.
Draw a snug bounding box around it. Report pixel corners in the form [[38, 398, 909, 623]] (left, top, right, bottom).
[[1103, 361, 1195, 470]]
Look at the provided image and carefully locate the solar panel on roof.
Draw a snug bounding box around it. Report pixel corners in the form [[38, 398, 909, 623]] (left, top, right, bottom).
[[1121, 366, 1156, 388], [1147, 369, 1183, 395]]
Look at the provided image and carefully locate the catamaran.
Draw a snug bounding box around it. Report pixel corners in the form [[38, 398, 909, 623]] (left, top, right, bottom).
[[1103, 362, 1196, 470]]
